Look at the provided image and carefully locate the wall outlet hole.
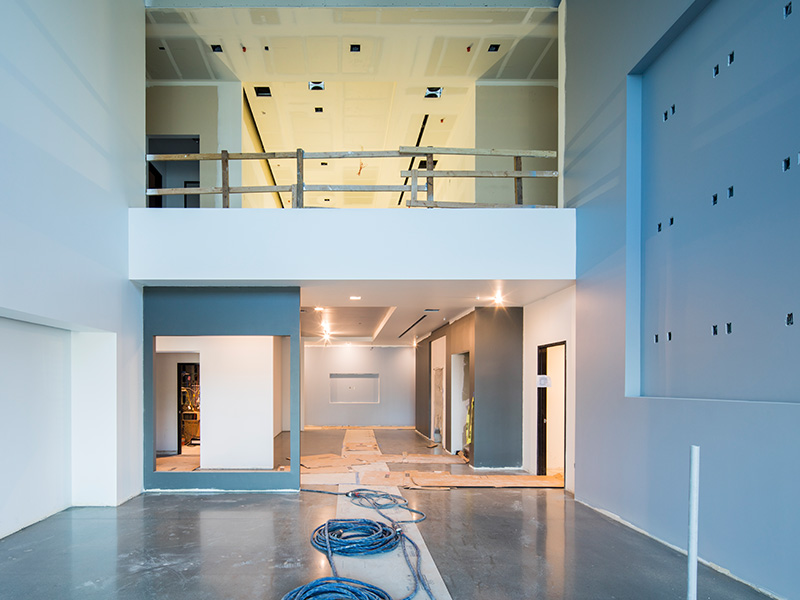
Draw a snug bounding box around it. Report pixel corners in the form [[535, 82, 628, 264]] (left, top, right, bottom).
[[727, 185, 735, 198], [657, 222, 662, 232], [783, 157, 791, 172], [663, 110, 669, 122], [785, 2, 792, 18], [654, 334, 659, 343], [727, 51, 735, 65], [712, 193, 718, 205], [668, 332, 672, 341], [726, 322, 732, 334], [787, 313, 794, 326], [671, 104, 676, 115], [669, 217, 674, 226], [712, 325, 718, 336], [713, 64, 720, 77]]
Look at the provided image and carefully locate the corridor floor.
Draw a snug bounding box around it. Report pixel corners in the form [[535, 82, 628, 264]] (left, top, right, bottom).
[[0, 429, 772, 599]]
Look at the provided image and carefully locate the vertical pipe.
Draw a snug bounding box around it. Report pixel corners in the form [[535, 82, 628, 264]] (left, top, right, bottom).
[[687, 445, 700, 600]]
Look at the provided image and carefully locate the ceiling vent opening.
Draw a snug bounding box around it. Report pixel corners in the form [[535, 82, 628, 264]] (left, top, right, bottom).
[[488, 43, 501, 52], [315, 106, 323, 113], [264, 45, 270, 51], [321, 162, 328, 166], [418, 159, 438, 170], [350, 44, 361, 52], [309, 81, 325, 91], [424, 308, 440, 313], [425, 87, 443, 99], [210, 44, 223, 53], [254, 86, 272, 97]]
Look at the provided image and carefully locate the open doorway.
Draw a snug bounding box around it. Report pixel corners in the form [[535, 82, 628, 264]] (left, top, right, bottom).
[[177, 363, 200, 453], [537, 342, 566, 478], [147, 136, 200, 208], [449, 352, 470, 454], [430, 336, 447, 448]]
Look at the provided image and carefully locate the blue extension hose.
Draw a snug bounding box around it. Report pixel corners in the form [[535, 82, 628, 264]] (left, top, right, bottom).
[[281, 488, 436, 600]]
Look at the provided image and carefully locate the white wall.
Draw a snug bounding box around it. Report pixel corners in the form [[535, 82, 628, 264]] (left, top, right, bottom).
[[523, 284, 576, 490], [155, 336, 274, 469], [154, 352, 200, 453], [129, 208, 576, 283], [0, 0, 145, 523], [146, 83, 242, 208], [0, 319, 71, 539], [476, 84, 558, 206], [303, 346, 415, 427]]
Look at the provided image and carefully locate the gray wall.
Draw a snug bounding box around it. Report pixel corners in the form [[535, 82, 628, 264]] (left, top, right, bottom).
[[303, 346, 415, 427], [567, 0, 799, 596]]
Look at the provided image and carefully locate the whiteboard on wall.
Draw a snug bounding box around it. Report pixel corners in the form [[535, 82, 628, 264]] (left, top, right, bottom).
[[330, 373, 380, 404]]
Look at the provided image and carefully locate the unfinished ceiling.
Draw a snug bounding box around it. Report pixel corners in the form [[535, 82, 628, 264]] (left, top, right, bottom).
[[146, 7, 558, 207]]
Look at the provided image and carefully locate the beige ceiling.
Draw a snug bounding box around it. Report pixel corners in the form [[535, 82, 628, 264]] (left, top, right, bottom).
[[146, 7, 558, 207]]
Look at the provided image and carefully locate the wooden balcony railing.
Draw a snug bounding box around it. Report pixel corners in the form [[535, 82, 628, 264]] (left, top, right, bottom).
[[145, 146, 557, 208]]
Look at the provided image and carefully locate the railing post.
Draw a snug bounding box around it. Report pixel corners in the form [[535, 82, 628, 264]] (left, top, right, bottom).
[[410, 170, 418, 205], [296, 148, 305, 208], [514, 155, 523, 205], [426, 153, 434, 204], [221, 150, 230, 208]]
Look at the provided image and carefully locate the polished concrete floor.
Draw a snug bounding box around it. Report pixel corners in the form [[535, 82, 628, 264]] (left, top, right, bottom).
[[0, 429, 771, 599]]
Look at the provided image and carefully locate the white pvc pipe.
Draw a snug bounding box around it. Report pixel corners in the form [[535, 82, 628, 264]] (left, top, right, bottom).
[[687, 445, 700, 600]]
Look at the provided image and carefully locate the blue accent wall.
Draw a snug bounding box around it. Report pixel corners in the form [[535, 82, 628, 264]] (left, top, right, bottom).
[[143, 287, 300, 491], [568, 0, 800, 596]]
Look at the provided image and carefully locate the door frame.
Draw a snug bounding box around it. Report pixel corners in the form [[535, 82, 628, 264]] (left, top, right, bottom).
[[536, 341, 567, 477]]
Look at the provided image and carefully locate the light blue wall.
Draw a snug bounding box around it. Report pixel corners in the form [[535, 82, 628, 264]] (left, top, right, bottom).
[[304, 346, 415, 427], [567, 0, 799, 597]]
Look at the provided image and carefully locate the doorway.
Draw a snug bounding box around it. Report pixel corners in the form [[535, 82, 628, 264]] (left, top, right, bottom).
[[177, 362, 200, 453], [449, 352, 469, 454], [147, 136, 200, 208], [430, 336, 447, 448], [537, 342, 566, 477]]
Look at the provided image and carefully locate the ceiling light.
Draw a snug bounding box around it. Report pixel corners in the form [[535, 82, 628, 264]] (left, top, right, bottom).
[[350, 296, 361, 301], [210, 44, 223, 53], [488, 43, 501, 52], [315, 106, 323, 113], [425, 87, 442, 99], [494, 292, 504, 305], [254, 86, 271, 97], [309, 81, 325, 91], [314, 307, 324, 312], [350, 44, 361, 53]]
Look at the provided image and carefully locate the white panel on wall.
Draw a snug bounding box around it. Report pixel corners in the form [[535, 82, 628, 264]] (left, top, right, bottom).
[[330, 374, 380, 404]]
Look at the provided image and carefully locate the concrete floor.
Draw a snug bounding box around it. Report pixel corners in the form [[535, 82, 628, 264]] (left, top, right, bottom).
[[0, 429, 772, 599]]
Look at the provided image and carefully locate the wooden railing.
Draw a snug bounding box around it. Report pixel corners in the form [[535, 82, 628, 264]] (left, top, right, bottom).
[[145, 146, 557, 208]]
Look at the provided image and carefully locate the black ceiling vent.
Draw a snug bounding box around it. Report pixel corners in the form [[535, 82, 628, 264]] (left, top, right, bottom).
[[264, 45, 270, 51], [315, 106, 323, 113], [488, 43, 501, 52], [424, 87, 442, 99], [423, 308, 440, 312], [418, 159, 438, 170], [309, 81, 325, 91], [254, 86, 272, 97], [210, 44, 223, 53], [350, 43, 361, 53]]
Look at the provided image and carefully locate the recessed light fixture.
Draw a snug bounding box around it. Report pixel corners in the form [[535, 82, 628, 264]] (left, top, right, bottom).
[[350, 296, 361, 301], [315, 106, 323, 113], [314, 307, 324, 312], [210, 44, 223, 53], [493, 292, 503, 305], [254, 86, 271, 97], [488, 43, 501, 52], [309, 81, 325, 91], [350, 44, 361, 53], [425, 87, 443, 99]]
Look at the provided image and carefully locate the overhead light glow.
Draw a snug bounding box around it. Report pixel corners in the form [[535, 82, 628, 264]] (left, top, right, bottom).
[[493, 291, 504, 305], [314, 307, 324, 312], [350, 296, 361, 300]]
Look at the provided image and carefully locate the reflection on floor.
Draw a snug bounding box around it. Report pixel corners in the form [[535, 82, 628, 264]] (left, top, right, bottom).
[[155, 432, 291, 472]]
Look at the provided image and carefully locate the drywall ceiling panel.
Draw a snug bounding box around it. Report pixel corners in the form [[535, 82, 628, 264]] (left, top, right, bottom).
[[146, 40, 180, 80], [490, 36, 551, 79], [436, 38, 479, 77], [270, 38, 306, 74], [307, 37, 340, 74], [343, 193, 374, 205], [167, 38, 212, 80], [379, 8, 530, 25], [425, 38, 446, 77], [334, 9, 381, 25], [249, 8, 280, 25], [342, 38, 380, 74], [469, 40, 513, 78], [149, 10, 189, 25]]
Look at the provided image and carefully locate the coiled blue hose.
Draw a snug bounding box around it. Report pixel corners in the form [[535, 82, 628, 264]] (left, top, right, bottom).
[[281, 576, 392, 600], [311, 518, 401, 558]]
